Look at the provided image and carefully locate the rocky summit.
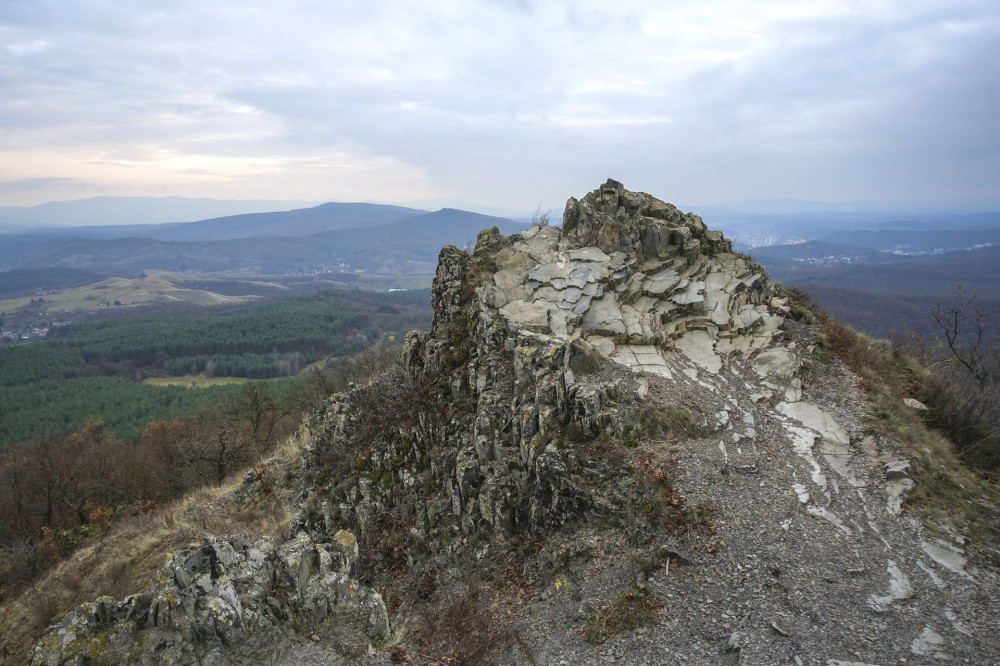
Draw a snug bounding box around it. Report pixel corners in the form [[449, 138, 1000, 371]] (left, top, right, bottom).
[[31, 180, 1000, 665]]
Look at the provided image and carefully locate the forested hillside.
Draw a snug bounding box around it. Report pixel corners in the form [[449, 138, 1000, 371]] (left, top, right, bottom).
[[0, 288, 431, 448], [0, 268, 104, 298], [47, 289, 429, 376], [754, 244, 1000, 337]]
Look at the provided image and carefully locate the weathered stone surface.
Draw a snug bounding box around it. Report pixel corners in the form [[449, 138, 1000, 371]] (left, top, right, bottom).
[[480, 180, 779, 360], [884, 459, 915, 514], [753, 348, 802, 401], [31, 533, 388, 665]]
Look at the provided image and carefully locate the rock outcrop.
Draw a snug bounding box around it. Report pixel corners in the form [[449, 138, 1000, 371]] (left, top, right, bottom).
[[31, 180, 1000, 665], [499, 179, 779, 351], [31, 531, 389, 665], [295, 181, 786, 551]]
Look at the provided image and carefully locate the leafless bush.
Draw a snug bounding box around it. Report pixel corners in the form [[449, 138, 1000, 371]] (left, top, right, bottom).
[[930, 285, 999, 386], [0, 540, 42, 602], [355, 510, 412, 592], [530, 205, 550, 228], [22, 583, 61, 638], [317, 345, 440, 478], [901, 287, 1000, 470], [918, 361, 1000, 470]]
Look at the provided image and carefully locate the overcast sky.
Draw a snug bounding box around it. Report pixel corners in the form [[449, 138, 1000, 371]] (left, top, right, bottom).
[[1, 0, 998, 213]]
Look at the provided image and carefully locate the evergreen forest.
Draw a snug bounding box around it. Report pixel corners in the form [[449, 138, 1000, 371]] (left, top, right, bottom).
[[0, 288, 431, 448]]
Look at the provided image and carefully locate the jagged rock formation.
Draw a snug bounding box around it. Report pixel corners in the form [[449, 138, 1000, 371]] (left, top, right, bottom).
[[293, 180, 787, 550], [31, 180, 1000, 665], [31, 531, 389, 665], [498, 179, 780, 352]]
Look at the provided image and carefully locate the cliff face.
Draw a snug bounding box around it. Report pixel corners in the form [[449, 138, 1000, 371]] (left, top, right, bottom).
[[32, 181, 1000, 665]]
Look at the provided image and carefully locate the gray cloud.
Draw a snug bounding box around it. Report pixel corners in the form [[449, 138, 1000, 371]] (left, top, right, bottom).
[[0, 0, 998, 209]]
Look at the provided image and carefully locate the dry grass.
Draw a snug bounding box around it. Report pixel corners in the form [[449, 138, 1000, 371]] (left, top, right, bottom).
[[582, 588, 663, 645], [0, 431, 306, 665], [638, 405, 705, 440]]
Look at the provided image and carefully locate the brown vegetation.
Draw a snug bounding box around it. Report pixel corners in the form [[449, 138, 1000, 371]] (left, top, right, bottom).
[[582, 588, 663, 645], [0, 427, 303, 663], [0, 380, 301, 608]]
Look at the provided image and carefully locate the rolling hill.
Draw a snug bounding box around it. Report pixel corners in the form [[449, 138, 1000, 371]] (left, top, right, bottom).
[[0, 196, 318, 229], [0, 204, 527, 276]]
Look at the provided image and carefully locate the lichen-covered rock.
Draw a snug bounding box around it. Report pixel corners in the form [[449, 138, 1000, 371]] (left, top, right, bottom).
[[30, 532, 388, 665]]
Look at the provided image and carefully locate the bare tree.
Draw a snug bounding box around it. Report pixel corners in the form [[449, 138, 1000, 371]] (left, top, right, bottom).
[[931, 285, 998, 386], [178, 381, 292, 484]]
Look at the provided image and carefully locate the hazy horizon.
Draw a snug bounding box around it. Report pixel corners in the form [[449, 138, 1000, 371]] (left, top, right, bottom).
[[4, 191, 1000, 231]]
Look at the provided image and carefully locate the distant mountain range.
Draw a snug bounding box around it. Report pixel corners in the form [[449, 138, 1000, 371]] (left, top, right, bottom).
[[0, 196, 322, 229], [0, 202, 527, 276]]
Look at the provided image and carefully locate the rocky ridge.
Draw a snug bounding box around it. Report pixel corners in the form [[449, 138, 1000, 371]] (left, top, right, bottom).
[[30, 180, 1000, 665]]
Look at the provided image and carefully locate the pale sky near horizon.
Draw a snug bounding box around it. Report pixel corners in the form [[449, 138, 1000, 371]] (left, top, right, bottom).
[[1, 0, 998, 213]]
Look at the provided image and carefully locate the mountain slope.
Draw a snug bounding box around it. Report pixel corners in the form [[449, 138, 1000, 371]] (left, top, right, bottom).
[[133, 201, 429, 241], [23, 182, 1000, 665]]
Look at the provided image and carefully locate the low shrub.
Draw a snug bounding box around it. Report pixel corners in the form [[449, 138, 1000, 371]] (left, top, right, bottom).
[[582, 588, 662, 644]]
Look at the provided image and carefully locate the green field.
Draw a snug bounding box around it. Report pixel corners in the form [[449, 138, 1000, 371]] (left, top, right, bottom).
[[142, 375, 249, 388]]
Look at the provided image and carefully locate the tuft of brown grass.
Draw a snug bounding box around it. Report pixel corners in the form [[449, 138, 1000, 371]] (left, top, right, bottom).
[[582, 588, 663, 645], [638, 405, 705, 440]]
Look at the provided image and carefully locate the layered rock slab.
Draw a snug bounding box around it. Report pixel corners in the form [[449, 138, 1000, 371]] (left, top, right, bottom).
[[489, 179, 780, 356]]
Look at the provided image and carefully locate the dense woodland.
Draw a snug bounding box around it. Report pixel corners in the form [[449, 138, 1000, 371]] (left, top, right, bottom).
[[0, 380, 309, 601], [0, 267, 103, 298], [0, 288, 430, 446], [45, 288, 430, 373]]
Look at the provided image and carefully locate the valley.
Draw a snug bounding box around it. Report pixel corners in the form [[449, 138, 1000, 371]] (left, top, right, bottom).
[[724, 220, 1000, 339], [0, 270, 429, 340]]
